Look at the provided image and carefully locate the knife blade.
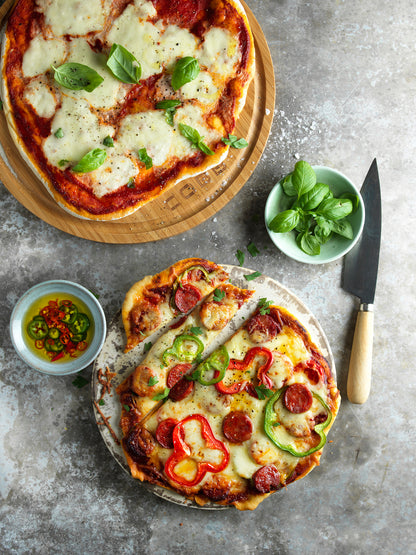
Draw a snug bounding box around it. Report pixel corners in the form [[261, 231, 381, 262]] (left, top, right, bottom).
[[342, 159, 381, 404]]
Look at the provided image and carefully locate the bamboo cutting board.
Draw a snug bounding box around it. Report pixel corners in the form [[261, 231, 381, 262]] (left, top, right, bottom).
[[0, 0, 275, 244]]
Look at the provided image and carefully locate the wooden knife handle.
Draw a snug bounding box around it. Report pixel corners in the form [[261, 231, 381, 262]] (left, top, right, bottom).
[[347, 307, 374, 404]]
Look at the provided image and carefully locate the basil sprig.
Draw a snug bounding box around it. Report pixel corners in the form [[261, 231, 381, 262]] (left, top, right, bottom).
[[268, 161, 357, 256], [156, 99, 181, 126], [106, 43, 141, 84], [171, 57, 199, 90], [52, 63, 104, 92], [222, 134, 248, 149], [72, 148, 107, 173], [179, 123, 214, 155]]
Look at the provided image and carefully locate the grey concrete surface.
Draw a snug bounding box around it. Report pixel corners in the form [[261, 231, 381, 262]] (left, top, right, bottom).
[[1, 0, 415, 554]]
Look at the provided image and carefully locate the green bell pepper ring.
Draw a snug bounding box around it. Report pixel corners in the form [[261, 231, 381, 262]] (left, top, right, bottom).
[[59, 303, 78, 324], [194, 345, 230, 386], [162, 334, 204, 365], [264, 386, 332, 457]]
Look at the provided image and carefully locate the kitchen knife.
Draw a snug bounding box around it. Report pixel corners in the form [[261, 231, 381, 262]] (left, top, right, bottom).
[[342, 159, 381, 404]]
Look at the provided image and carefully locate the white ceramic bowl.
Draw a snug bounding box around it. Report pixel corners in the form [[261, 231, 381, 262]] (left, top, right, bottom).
[[10, 280, 106, 375], [265, 165, 365, 264]]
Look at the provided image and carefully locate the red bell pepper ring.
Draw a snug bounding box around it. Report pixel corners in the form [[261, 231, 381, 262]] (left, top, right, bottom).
[[164, 414, 229, 487], [215, 347, 274, 395]]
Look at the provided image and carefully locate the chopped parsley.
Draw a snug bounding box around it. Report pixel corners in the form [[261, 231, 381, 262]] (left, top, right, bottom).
[[247, 242, 260, 257], [127, 177, 135, 188], [123, 404, 131, 412], [213, 288, 226, 302], [98, 399, 105, 406], [54, 128, 64, 139], [258, 298, 273, 315], [153, 387, 170, 401], [103, 136, 114, 147], [190, 326, 203, 336], [244, 271, 262, 281], [254, 385, 274, 400], [72, 374, 89, 388], [148, 376, 159, 386], [236, 249, 245, 266], [144, 342, 152, 352]]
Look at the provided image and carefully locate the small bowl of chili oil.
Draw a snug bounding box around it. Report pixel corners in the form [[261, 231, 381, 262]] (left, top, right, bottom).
[[10, 280, 106, 375]]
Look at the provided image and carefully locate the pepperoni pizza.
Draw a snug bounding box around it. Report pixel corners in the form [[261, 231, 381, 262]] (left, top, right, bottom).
[[116, 267, 340, 510], [1, 0, 255, 220]]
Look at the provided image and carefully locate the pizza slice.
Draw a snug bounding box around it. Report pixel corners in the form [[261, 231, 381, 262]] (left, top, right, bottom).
[[119, 302, 340, 510], [122, 258, 229, 352], [117, 282, 254, 478]]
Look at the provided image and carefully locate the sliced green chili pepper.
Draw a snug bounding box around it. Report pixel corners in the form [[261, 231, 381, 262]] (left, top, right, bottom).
[[69, 313, 90, 334], [44, 338, 64, 353], [48, 327, 60, 340], [27, 319, 49, 340], [59, 303, 78, 324], [194, 345, 230, 386], [264, 386, 332, 457], [162, 334, 204, 366]]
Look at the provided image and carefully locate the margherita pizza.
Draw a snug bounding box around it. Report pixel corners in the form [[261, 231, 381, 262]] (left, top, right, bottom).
[[122, 257, 229, 352], [116, 265, 340, 510], [1, 0, 255, 220]]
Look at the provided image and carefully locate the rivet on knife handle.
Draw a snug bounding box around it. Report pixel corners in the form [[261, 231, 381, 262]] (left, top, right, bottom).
[[347, 304, 374, 404]]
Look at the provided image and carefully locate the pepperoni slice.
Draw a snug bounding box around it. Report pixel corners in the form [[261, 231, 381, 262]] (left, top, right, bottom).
[[167, 363, 192, 388], [246, 314, 281, 343], [174, 284, 202, 313], [253, 465, 281, 493], [168, 377, 194, 402], [283, 383, 313, 414], [222, 411, 253, 443], [155, 418, 178, 449]]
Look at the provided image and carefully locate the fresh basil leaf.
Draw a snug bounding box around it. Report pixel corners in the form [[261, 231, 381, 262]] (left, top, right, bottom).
[[314, 223, 332, 244], [330, 219, 354, 239], [72, 148, 107, 173], [295, 212, 313, 233], [297, 231, 321, 256], [138, 148, 153, 169], [197, 140, 214, 156], [340, 192, 360, 213], [268, 209, 300, 233], [106, 43, 141, 84], [222, 134, 248, 149], [247, 242, 260, 257], [213, 288, 225, 302], [298, 183, 330, 211], [236, 249, 245, 266], [156, 100, 181, 126], [316, 198, 353, 220], [156, 99, 182, 110], [152, 387, 170, 401], [281, 173, 297, 197], [171, 57, 199, 91], [244, 271, 262, 281], [292, 161, 316, 198], [178, 123, 214, 155], [103, 136, 114, 147], [54, 128, 64, 139], [53, 63, 104, 92]]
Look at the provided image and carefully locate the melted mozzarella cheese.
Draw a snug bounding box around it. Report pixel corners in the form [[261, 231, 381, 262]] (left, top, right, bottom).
[[65, 39, 126, 109], [107, 5, 162, 80], [155, 23, 198, 71], [134, 0, 157, 18], [43, 95, 114, 167], [23, 80, 57, 118], [230, 445, 261, 479], [180, 71, 220, 106], [117, 111, 174, 167], [22, 36, 66, 78], [198, 27, 240, 77], [84, 153, 138, 198], [37, 0, 109, 36]]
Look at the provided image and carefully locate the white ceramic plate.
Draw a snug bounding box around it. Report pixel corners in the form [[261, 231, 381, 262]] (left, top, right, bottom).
[[91, 265, 335, 509]]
